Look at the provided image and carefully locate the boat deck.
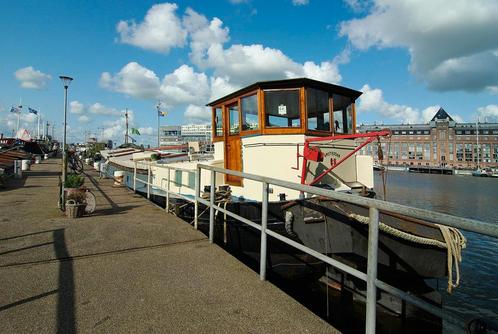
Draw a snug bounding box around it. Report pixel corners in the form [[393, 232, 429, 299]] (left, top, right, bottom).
[[0, 159, 336, 333]]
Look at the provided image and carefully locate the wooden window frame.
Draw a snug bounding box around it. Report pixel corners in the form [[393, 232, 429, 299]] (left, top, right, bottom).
[[239, 90, 261, 137], [304, 87, 334, 137], [262, 87, 305, 135], [212, 106, 224, 143], [226, 101, 241, 137]]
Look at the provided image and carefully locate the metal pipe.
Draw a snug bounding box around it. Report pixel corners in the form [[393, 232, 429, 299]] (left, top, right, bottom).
[[198, 198, 262, 231], [196, 164, 497, 237], [260, 181, 269, 281], [366, 207, 379, 334], [209, 170, 216, 243], [194, 167, 201, 230]]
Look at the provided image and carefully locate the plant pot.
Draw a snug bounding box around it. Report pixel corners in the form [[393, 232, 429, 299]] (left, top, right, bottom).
[[65, 200, 86, 218]]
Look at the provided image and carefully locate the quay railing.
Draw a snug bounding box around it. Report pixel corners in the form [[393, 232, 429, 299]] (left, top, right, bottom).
[[131, 161, 498, 333]]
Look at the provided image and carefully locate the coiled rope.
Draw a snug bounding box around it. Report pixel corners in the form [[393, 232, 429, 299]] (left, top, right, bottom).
[[347, 212, 466, 293]]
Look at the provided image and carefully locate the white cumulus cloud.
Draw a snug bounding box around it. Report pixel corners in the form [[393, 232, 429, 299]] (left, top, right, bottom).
[[184, 104, 211, 123], [117, 3, 187, 53], [292, 0, 309, 6], [100, 62, 161, 100], [14, 66, 52, 90], [108, 6, 345, 106], [78, 115, 91, 124], [477, 104, 498, 122], [70, 100, 85, 114], [160, 64, 210, 105], [339, 0, 498, 92], [88, 103, 122, 116]]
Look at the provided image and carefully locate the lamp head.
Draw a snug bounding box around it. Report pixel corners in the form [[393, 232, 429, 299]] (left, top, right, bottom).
[[59, 75, 73, 88]]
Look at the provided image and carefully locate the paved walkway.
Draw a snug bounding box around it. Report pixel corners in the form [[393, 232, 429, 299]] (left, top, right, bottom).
[[0, 159, 337, 333]]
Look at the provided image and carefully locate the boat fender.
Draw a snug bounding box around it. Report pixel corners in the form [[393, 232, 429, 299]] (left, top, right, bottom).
[[285, 211, 297, 237]]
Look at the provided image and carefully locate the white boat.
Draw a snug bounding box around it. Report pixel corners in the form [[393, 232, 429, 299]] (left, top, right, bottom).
[[102, 78, 465, 302]]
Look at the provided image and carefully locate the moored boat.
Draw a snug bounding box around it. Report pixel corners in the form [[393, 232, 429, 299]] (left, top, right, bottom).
[[101, 78, 466, 306]]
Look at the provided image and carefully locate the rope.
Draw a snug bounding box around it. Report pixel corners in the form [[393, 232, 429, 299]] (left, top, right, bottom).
[[347, 212, 466, 293]]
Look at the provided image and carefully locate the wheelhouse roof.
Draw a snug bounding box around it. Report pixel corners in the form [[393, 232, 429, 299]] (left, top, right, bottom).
[[206, 78, 363, 106]]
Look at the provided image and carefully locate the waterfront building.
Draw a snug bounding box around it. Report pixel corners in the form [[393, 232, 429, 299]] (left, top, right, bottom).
[[357, 108, 498, 169], [159, 124, 212, 151], [159, 125, 182, 146], [180, 123, 212, 142]]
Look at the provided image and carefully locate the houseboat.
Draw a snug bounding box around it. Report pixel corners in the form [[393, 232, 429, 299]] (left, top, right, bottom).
[[102, 78, 466, 310]]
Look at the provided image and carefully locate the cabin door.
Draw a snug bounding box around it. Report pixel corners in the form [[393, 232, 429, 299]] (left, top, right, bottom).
[[225, 103, 243, 186]]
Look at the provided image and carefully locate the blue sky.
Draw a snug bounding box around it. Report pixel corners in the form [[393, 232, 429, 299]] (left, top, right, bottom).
[[0, 0, 497, 146]]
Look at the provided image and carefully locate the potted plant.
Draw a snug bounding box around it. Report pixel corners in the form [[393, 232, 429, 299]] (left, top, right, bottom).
[[150, 153, 159, 161], [65, 191, 87, 218], [64, 174, 85, 196]]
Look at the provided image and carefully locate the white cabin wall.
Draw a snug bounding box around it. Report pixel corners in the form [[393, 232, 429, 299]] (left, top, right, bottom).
[[233, 134, 306, 201]]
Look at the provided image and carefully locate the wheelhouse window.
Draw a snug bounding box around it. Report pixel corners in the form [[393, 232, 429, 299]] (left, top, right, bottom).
[[307, 88, 330, 132], [264, 90, 301, 128], [228, 104, 240, 135], [241, 94, 259, 131], [214, 107, 223, 137], [332, 94, 353, 134]]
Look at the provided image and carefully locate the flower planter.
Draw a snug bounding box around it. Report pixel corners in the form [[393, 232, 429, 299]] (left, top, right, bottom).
[[65, 200, 86, 218]]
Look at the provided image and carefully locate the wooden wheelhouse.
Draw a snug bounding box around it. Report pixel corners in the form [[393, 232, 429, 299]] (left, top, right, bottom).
[[207, 78, 363, 186]]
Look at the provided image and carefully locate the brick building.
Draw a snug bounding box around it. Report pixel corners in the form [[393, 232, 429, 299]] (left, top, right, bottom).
[[357, 108, 498, 169]]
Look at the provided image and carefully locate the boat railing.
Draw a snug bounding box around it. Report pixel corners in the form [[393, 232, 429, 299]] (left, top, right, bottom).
[[133, 162, 197, 216], [132, 161, 498, 333]]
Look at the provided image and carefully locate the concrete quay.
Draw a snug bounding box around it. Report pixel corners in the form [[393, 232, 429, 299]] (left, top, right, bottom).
[[0, 159, 337, 333]]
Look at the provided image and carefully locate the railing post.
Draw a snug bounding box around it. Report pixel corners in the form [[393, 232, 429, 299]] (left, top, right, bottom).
[[194, 167, 201, 230], [133, 161, 137, 192], [166, 167, 170, 213], [147, 164, 151, 199], [209, 170, 216, 243], [366, 206, 379, 334], [260, 181, 269, 281]]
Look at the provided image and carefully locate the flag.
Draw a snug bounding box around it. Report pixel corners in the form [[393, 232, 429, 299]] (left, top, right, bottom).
[[28, 107, 38, 115], [131, 128, 141, 135], [158, 110, 167, 117], [10, 106, 19, 113]]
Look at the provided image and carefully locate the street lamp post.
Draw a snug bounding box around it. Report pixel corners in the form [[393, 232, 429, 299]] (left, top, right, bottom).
[[59, 75, 73, 210]]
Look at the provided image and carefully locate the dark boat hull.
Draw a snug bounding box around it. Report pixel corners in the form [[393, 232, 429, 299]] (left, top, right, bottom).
[[173, 196, 447, 281]]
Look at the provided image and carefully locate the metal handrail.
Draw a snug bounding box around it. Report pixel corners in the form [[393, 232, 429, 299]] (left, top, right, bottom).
[[130, 161, 497, 333]]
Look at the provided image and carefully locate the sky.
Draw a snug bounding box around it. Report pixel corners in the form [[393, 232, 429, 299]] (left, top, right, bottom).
[[0, 0, 497, 146]]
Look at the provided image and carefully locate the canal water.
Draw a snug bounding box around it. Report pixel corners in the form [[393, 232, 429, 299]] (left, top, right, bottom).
[[374, 171, 498, 331]]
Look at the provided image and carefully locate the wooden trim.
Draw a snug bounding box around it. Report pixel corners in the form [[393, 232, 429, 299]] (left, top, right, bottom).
[[239, 92, 262, 137], [261, 87, 305, 135], [300, 87, 306, 133], [263, 127, 304, 135], [226, 101, 241, 137], [306, 129, 334, 137]]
